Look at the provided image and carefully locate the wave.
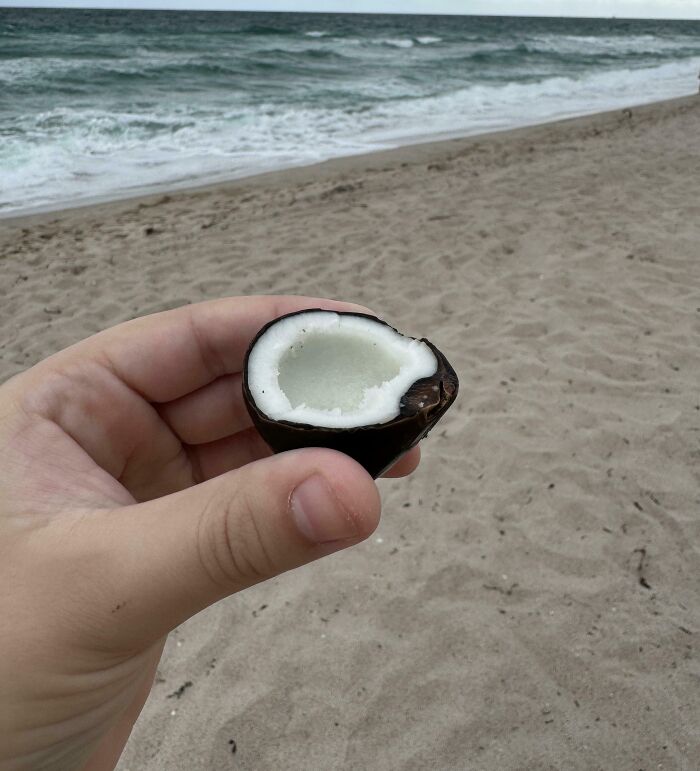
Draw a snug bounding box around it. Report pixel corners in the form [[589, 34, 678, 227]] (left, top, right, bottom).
[[239, 23, 297, 36], [382, 38, 414, 49], [361, 58, 700, 141], [450, 42, 700, 68], [528, 33, 700, 56], [0, 49, 354, 90], [3, 29, 697, 91], [3, 56, 698, 216]]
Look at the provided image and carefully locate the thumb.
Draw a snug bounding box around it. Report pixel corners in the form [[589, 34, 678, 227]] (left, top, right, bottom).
[[89, 448, 380, 647]]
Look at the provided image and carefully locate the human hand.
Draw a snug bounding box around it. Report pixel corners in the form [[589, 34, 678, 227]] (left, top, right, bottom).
[[0, 296, 419, 771]]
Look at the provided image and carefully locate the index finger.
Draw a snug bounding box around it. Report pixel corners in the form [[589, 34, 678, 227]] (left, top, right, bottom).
[[41, 296, 372, 403]]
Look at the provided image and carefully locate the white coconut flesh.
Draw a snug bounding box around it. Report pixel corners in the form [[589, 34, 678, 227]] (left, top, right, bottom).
[[247, 311, 438, 429]]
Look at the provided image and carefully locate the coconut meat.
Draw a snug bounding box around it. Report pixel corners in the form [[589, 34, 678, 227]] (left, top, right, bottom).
[[247, 311, 438, 429]]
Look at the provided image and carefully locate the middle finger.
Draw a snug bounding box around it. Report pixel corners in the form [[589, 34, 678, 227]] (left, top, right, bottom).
[[158, 373, 251, 445]]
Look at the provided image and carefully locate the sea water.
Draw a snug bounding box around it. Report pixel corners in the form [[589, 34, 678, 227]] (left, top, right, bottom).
[[1, 9, 699, 215]]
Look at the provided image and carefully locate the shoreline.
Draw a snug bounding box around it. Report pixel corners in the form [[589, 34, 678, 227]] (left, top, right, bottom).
[[2, 93, 697, 227]]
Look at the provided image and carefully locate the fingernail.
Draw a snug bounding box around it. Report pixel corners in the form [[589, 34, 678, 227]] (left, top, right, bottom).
[[291, 474, 359, 544]]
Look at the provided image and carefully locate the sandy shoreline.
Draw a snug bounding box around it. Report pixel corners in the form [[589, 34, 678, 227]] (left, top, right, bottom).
[[1, 94, 696, 227], [2, 96, 699, 770]]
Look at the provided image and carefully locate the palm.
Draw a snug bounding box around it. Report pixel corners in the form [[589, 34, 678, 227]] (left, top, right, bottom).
[[10, 332, 269, 519]]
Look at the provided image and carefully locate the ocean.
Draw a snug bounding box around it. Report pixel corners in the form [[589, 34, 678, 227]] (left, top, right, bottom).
[[1, 9, 699, 217]]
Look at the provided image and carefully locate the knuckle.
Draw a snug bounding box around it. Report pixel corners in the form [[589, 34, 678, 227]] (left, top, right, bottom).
[[197, 486, 276, 591]]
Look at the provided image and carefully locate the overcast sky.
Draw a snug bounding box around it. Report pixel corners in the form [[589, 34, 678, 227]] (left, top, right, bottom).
[[1, 0, 700, 19]]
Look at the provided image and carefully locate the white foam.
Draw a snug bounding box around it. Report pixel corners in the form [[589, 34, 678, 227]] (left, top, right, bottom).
[[2, 57, 699, 217], [382, 38, 414, 49], [531, 33, 695, 56]]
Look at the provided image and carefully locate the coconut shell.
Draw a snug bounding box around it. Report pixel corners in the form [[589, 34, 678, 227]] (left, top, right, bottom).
[[242, 310, 459, 478]]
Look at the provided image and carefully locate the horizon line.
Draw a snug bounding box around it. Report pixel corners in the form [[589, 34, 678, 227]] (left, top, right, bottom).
[[2, 4, 700, 20]]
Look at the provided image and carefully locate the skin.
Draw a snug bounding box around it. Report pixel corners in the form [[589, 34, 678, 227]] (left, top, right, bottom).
[[0, 296, 419, 771]]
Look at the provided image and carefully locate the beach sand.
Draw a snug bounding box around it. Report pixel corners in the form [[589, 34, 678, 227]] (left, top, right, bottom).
[[2, 96, 699, 770]]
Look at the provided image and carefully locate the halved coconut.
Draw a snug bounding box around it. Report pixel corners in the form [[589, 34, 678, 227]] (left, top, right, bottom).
[[243, 310, 458, 478]]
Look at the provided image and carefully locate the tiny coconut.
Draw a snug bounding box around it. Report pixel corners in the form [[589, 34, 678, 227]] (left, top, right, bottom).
[[242, 309, 458, 478]]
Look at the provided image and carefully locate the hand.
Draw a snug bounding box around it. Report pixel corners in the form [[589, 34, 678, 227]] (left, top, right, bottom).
[[0, 296, 419, 771]]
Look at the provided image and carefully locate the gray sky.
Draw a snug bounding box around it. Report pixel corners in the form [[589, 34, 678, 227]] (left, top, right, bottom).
[[1, 0, 700, 19]]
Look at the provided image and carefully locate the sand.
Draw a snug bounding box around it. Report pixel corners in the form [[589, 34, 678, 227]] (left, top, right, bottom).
[[1, 96, 699, 770]]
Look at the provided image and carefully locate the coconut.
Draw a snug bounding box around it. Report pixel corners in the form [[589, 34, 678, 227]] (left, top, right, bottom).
[[242, 309, 458, 478]]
